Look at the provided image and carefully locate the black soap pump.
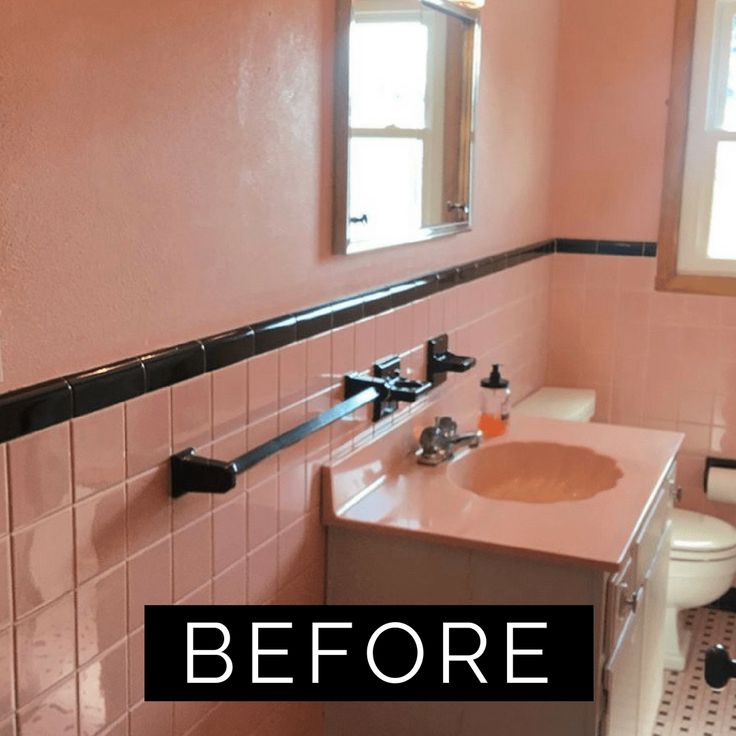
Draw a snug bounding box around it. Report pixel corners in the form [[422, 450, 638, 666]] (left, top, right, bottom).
[[479, 364, 511, 438]]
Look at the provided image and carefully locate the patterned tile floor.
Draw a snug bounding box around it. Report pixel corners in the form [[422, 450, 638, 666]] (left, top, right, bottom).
[[653, 608, 736, 736]]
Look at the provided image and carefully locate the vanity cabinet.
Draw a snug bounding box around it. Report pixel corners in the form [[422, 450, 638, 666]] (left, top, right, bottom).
[[325, 462, 676, 736]]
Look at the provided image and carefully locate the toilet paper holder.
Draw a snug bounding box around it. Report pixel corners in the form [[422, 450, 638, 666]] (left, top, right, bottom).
[[704, 456, 736, 493]]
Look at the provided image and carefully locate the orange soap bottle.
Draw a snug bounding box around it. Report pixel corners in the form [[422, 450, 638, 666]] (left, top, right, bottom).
[[479, 364, 511, 438]]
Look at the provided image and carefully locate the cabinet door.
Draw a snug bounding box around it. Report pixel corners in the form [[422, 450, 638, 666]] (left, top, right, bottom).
[[638, 521, 672, 736], [602, 601, 645, 736]]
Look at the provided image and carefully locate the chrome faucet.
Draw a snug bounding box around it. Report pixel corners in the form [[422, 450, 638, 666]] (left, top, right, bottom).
[[417, 417, 482, 466]]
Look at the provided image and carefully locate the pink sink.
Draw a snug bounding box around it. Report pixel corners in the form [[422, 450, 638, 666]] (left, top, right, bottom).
[[447, 441, 623, 503]]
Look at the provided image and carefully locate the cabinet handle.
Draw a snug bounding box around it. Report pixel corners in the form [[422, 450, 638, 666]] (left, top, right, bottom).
[[619, 584, 641, 616]]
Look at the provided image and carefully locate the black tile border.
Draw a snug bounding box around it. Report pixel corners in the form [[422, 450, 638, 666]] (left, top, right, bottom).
[[0, 238, 655, 444]]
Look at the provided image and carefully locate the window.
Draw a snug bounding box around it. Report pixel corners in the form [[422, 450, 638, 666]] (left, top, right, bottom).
[[658, 0, 736, 293]]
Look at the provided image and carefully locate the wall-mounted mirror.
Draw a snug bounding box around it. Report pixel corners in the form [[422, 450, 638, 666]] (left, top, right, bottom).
[[333, 0, 481, 254]]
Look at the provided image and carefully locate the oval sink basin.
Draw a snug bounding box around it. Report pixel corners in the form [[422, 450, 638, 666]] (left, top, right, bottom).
[[447, 441, 623, 503]]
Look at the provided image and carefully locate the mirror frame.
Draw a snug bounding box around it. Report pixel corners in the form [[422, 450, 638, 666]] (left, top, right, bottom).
[[333, 0, 482, 255]]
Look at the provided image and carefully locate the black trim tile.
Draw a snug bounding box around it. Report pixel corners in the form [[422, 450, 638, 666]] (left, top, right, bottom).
[[330, 296, 363, 329], [69, 358, 145, 417], [252, 315, 297, 354], [436, 267, 460, 291], [295, 304, 333, 340], [597, 241, 645, 257], [389, 281, 419, 308], [203, 328, 255, 372], [363, 288, 393, 317], [413, 275, 438, 299], [458, 262, 479, 282], [1, 235, 658, 443], [143, 342, 205, 391], [0, 379, 73, 443], [555, 239, 598, 255]]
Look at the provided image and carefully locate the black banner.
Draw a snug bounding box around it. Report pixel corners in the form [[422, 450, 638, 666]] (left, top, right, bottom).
[[145, 605, 594, 702]]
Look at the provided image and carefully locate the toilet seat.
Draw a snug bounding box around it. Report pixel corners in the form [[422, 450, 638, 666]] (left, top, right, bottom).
[[670, 509, 736, 562]]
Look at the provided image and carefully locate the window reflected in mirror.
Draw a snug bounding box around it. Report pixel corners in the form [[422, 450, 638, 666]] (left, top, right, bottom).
[[334, 0, 481, 254]]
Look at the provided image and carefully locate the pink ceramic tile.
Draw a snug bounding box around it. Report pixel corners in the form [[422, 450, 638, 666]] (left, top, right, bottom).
[[173, 516, 212, 601], [331, 324, 355, 379], [77, 565, 126, 665], [126, 465, 171, 554], [127, 628, 144, 706], [617, 256, 656, 291], [17, 675, 77, 736], [172, 375, 212, 453], [0, 447, 8, 536], [306, 333, 333, 396], [75, 483, 126, 584], [677, 390, 714, 425], [0, 628, 13, 719], [248, 352, 279, 423], [276, 561, 325, 607], [212, 496, 246, 574], [15, 593, 76, 706], [677, 422, 711, 454], [394, 304, 414, 354], [247, 477, 278, 552], [129, 700, 172, 736], [72, 405, 125, 501], [278, 460, 306, 531], [247, 415, 278, 488], [428, 294, 445, 334], [210, 431, 246, 508], [0, 541, 9, 629], [412, 298, 430, 346], [213, 559, 247, 605], [0, 717, 13, 736], [277, 512, 323, 589], [279, 342, 307, 409], [305, 451, 328, 512], [305, 390, 332, 455], [78, 642, 127, 736], [127, 538, 172, 631], [125, 389, 171, 477], [172, 457, 212, 532], [178, 581, 212, 606], [12, 508, 73, 618], [211, 362, 248, 438], [247, 536, 278, 604], [353, 318, 376, 375], [8, 423, 71, 529], [100, 717, 127, 736], [174, 701, 214, 736], [713, 393, 736, 427], [373, 310, 395, 359]]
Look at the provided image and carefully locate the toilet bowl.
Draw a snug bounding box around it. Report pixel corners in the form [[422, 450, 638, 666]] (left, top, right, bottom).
[[664, 509, 736, 671]]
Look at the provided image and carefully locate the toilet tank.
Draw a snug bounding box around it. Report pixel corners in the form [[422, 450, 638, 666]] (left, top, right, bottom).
[[514, 387, 596, 423]]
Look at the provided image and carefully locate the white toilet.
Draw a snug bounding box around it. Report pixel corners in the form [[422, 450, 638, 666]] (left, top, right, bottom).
[[664, 509, 736, 671]]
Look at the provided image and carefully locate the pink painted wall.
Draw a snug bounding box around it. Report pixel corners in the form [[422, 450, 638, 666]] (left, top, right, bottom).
[[0, 0, 560, 393], [547, 0, 736, 525], [550, 0, 676, 240]]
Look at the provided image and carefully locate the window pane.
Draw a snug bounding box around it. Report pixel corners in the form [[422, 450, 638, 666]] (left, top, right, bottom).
[[707, 141, 736, 259], [349, 21, 428, 130], [724, 14, 736, 131], [348, 137, 424, 243]]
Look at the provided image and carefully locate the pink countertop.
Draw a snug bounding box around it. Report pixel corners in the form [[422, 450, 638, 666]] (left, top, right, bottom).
[[322, 415, 684, 571]]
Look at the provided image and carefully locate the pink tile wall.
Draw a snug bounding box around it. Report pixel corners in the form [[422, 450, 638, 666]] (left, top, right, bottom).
[[0, 258, 551, 736], [547, 252, 736, 526]]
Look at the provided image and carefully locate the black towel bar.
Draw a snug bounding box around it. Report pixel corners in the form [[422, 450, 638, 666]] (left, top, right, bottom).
[[170, 386, 381, 497]]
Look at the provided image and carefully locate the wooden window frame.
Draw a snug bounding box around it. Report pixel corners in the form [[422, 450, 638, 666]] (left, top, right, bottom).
[[657, 0, 736, 295]]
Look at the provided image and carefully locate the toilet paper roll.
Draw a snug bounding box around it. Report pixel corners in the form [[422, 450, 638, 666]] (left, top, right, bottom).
[[706, 465, 736, 505]]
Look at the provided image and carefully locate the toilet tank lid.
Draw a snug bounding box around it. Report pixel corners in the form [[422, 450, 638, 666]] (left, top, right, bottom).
[[671, 509, 736, 554], [514, 387, 596, 422]]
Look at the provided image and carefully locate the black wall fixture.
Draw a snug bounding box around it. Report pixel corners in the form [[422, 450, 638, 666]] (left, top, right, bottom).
[[171, 357, 432, 497], [426, 334, 476, 386]]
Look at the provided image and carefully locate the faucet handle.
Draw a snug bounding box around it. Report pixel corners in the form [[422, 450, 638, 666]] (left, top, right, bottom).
[[420, 426, 450, 454], [435, 417, 458, 438]]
